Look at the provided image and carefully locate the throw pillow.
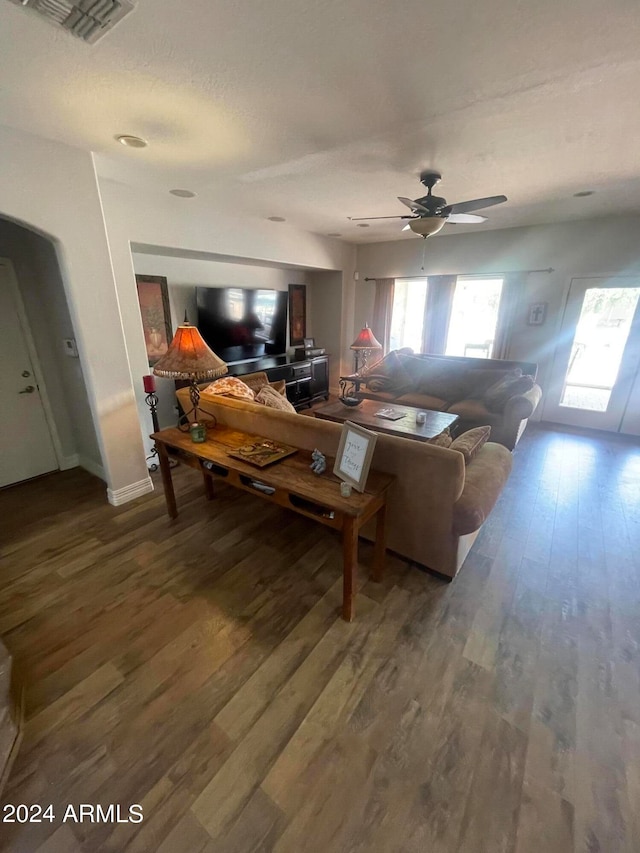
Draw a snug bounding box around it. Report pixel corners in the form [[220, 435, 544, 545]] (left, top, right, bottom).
[[483, 374, 534, 412], [464, 368, 521, 400], [270, 379, 287, 396], [427, 428, 453, 448], [362, 351, 411, 394], [450, 426, 491, 463], [255, 385, 297, 413], [201, 376, 255, 402], [239, 372, 270, 395]]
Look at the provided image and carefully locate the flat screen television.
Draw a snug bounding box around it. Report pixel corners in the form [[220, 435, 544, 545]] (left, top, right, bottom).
[[196, 286, 288, 364]]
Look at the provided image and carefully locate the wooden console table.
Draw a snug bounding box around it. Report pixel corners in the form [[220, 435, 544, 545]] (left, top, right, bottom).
[[152, 427, 394, 621]]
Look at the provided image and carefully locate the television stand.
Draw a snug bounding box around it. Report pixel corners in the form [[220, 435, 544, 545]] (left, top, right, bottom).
[[228, 354, 330, 410], [226, 354, 289, 376]]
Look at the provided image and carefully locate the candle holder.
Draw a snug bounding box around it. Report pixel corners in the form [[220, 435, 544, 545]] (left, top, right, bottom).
[[143, 378, 161, 471]]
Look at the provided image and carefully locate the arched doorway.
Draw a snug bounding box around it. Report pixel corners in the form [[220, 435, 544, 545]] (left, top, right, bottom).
[[0, 218, 100, 488]]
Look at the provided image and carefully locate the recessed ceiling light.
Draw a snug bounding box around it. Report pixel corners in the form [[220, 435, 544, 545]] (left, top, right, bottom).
[[170, 189, 196, 198], [573, 190, 595, 197], [356, 223, 370, 228], [115, 134, 148, 148], [268, 216, 286, 222], [327, 233, 342, 237]]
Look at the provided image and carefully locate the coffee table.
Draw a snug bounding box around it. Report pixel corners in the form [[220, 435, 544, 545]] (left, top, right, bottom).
[[314, 399, 459, 442]]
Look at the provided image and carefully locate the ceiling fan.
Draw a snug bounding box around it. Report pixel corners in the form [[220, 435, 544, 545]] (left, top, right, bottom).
[[349, 170, 507, 237]]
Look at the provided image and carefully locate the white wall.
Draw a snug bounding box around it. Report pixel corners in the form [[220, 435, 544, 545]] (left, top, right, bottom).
[[131, 250, 313, 431], [355, 216, 640, 428], [0, 125, 150, 501], [0, 221, 101, 471], [99, 179, 357, 457]]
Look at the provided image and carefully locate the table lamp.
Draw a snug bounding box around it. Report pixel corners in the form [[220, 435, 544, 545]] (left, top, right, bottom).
[[350, 323, 382, 372], [153, 318, 227, 439]]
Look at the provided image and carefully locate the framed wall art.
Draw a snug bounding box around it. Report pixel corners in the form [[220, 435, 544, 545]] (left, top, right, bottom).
[[288, 284, 307, 345], [333, 421, 378, 492], [135, 275, 173, 366], [527, 302, 547, 326]]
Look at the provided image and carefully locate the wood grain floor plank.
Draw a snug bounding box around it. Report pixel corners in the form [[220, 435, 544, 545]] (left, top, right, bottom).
[[1, 426, 638, 852]]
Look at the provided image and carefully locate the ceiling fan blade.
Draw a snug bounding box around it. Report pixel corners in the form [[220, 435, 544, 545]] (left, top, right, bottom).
[[398, 196, 430, 214], [348, 214, 414, 221], [446, 213, 487, 224], [402, 223, 412, 231], [443, 195, 507, 215]]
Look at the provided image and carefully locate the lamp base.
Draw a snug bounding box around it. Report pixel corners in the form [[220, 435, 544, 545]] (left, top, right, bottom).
[[178, 379, 217, 433]]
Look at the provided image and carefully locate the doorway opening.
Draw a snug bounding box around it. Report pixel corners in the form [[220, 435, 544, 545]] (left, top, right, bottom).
[[560, 286, 640, 412], [0, 217, 100, 489]]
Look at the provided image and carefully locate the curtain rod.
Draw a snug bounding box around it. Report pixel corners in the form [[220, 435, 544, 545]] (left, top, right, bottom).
[[363, 267, 554, 282]]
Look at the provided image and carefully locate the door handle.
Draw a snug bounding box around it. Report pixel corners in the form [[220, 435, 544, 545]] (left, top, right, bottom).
[[19, 385, 35, 394]]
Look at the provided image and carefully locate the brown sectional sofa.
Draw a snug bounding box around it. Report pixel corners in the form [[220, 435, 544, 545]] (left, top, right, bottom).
[[347, 351, 543, 450], [175, 388, 513, 580]]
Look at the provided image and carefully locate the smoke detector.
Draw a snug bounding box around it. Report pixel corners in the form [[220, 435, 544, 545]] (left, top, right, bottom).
[[6, 0, 135, 44]]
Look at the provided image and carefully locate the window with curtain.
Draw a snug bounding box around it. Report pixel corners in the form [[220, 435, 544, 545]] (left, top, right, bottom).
[[389, 274, 505, 356], [444, 277, 504, 358], [389, 278, 428, 351]]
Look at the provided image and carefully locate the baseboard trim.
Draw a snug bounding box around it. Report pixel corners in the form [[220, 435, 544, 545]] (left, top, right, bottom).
[[59, 454, 79, 471], [107, 477, 154, 506], [79, 455, 106, 482]]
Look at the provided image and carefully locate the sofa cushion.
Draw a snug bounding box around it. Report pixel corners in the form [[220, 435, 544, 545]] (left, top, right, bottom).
[[450, 425, 492, 463], [465, 367, 521, 399], [202, 376, 255, 402], [409, 357, 470, 401], [445, 398, 501, 425], [255, 385, 296, 412], [483, 373, 535, 412], [395, 392, 448, 410], [396, 353, 431, 385]]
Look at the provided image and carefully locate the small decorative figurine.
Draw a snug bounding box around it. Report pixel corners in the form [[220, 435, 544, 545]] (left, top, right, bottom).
[[310, 448, 326, 475]]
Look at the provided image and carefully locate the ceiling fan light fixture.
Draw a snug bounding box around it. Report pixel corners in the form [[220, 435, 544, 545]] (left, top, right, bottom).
[[408, 218, 447, 237], [116, 134, 147, 148]]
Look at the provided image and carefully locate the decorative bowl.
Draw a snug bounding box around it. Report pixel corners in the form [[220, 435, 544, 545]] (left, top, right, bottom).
[[339, 396, 362, 408]]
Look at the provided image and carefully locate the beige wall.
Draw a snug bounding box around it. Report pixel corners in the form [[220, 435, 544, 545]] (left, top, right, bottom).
[[0, 124, 357, 501], [0, 125, 150, 502], [355, 216, 640, 427]]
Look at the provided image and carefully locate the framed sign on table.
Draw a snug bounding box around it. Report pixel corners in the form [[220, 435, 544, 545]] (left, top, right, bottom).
[[333, 421, 378, 492], [135, 275, 173, 366], [288, 284, 307, 345]]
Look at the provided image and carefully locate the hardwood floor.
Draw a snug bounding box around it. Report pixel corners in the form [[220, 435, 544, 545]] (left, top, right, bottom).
[[0, 425, 638, 852]]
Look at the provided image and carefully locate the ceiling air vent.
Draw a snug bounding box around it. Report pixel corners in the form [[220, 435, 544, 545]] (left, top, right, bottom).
[[6, 0, 135, 43]]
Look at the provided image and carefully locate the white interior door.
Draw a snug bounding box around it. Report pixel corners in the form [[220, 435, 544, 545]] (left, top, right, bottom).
[[0, 260, 59, 488], [545, 277, 640, 431]]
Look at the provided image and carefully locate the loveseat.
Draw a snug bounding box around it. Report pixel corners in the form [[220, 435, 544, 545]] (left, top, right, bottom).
[[175, 387, 513, 580], [345, 350, 542, 450]]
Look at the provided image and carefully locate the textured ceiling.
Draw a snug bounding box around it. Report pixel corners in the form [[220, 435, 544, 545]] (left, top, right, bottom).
[[1, 0, 640, 242]]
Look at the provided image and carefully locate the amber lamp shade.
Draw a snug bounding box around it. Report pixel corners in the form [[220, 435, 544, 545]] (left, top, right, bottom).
[[350, 323, 382, 372], [153, 322, 227, 432]]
